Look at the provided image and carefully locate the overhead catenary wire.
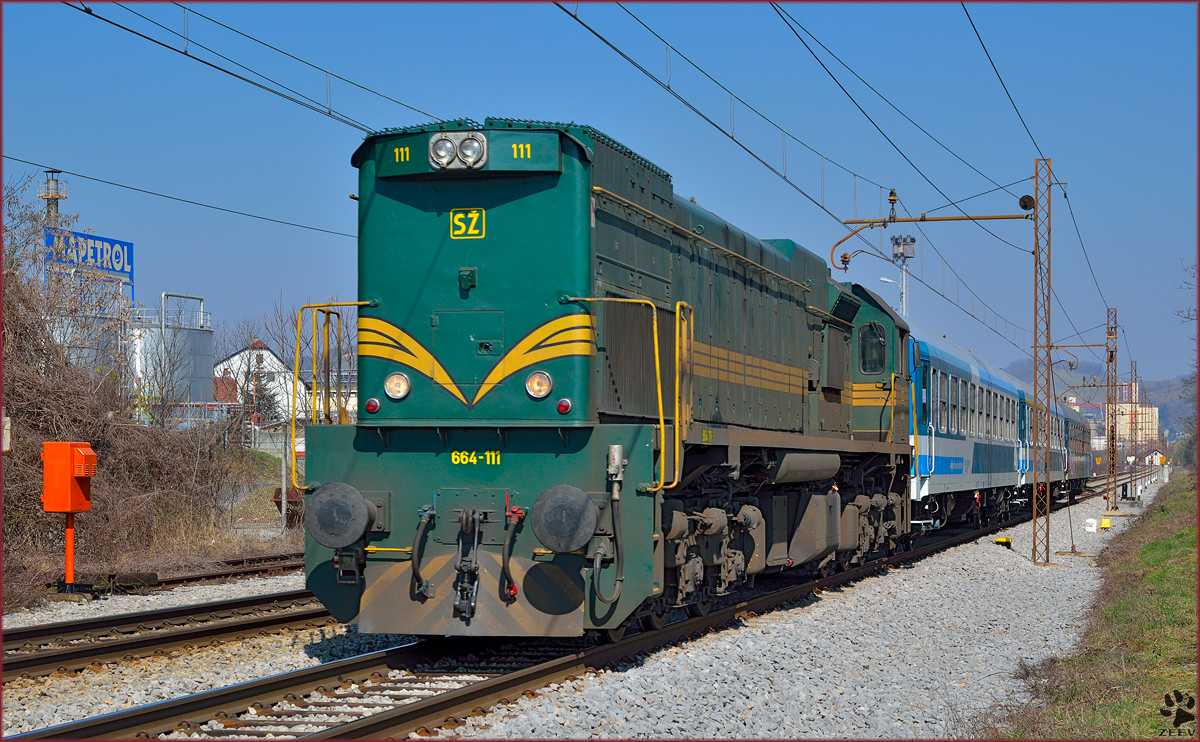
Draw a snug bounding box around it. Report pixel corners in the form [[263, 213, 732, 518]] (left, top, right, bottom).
[[772, 3, 1024, 202], [960, 3, 1110, 313], [63, 2, 373, 133], [770, 3, 1031, 256], [171, 2, 440, 121], [558, 3, 1030, 355], [4, 155, 356, 238], [551, 3, 870, 251], [111, 2, 375, 131], [615, 2, 887, 190]]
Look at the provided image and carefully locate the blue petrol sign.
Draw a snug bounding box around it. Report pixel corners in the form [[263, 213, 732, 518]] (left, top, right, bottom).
[[44, 227, 134, 292]]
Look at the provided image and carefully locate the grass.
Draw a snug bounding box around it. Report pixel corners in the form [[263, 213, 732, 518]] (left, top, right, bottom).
[[972, 470, 1198, 738]]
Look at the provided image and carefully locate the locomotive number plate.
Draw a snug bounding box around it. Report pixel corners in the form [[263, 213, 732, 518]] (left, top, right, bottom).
[[450, 450, 501, 465]]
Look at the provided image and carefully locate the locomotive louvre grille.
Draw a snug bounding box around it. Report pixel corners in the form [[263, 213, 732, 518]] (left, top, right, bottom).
[[596, 295, 676, 419]]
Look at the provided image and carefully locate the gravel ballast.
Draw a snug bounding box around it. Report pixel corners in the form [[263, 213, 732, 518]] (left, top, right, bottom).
[[440, 484, 1162, 739], [1, 572, 305, 629]]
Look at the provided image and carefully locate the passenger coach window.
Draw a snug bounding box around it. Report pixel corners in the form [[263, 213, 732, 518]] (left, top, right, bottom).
[[985, 391, 992, 438], [940, 372, 948, 434], [859, 323, 886, 375], [922, 366, 930, 426], [968, 384, 976, 436], [949, 376, 958, 435], [960, 380, 968, 435]]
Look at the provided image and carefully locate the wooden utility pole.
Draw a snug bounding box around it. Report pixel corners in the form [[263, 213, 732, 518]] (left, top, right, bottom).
[[1031, 159, 1053, 566]]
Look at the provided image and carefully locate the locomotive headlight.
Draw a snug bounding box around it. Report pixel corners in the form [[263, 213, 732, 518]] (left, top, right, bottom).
[[526, 371, 553, 399], [383, 372, 411, 400], [458, 135, 483, 165], [431, 137, 456, 166]]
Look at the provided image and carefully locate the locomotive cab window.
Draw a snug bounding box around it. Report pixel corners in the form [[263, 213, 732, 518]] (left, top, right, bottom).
[[859, 322, 887, 375]]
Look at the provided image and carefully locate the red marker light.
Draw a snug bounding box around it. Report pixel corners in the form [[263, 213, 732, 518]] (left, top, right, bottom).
[[365, 397, 381, 414], [556, 398, 572, 414]]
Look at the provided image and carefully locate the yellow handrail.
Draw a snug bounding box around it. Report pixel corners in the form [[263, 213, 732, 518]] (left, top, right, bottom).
[[565, 297, 666, 491], [890, 372, 896, 445], [291, 301, 372, 490], [661, 301, 694, 490]]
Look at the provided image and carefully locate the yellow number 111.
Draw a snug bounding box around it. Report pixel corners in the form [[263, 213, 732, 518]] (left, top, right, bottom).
[[512, 143, 531, 159], [394, 146, 410, 162]]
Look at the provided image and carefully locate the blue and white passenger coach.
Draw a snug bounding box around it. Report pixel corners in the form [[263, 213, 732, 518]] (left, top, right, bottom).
[[907, 324, 1091, 531]]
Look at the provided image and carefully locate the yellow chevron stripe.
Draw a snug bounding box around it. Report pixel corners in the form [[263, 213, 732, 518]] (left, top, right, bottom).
[[358, 317, 468, 406], [471, 314, 596, 407]]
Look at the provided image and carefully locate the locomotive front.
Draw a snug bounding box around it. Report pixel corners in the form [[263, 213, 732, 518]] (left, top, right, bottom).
[[304, 120, 657, 637]]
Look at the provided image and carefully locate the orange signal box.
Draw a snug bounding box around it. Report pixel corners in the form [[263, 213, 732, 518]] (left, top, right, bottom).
[[42, 442, 97, 592], [42, 442, 96, 513]]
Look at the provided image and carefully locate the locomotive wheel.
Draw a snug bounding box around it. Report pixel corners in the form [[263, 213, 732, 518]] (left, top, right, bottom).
[[599, 624, 626, 644], [685, 600, 710, 618], [640, 609, 669, 632]]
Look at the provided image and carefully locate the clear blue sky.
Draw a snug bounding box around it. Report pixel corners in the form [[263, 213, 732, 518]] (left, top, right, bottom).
[[4, 3, 1195, 380]]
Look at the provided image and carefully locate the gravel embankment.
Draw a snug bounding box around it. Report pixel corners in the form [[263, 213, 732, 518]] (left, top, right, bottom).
[[1, 572, 305, 629], [440, 484, 1161, 739]]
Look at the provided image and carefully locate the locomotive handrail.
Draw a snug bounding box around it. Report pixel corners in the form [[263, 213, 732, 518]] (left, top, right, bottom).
[[591, 186, 811, 294], [662, 301, 695, 490], [564, 297, 667, 491], [290, 300, 374, 490]]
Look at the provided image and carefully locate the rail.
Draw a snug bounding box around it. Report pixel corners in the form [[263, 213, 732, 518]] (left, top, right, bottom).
[[291, 300, 374, 489]]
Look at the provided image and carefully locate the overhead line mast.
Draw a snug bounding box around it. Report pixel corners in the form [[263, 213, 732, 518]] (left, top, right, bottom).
[[1031, 159, 1054, 566]]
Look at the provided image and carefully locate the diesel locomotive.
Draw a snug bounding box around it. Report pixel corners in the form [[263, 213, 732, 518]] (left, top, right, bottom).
[[302, 118, 1089, 640]]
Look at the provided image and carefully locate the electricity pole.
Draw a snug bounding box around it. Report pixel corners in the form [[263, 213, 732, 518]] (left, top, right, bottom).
[[1105, 308, 1119, 511], [1031, 159, 1053, 566]]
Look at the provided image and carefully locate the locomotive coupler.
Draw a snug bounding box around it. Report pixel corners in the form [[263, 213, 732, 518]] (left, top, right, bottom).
[[453, 508, 484, 618], [334, 544, 366, 585]]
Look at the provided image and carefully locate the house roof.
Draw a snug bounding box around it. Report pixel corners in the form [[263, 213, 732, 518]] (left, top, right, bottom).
[[214, 342, 287, 369]]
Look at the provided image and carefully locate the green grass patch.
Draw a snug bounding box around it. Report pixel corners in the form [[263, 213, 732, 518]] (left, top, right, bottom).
[[974, 471, 1198, 738]]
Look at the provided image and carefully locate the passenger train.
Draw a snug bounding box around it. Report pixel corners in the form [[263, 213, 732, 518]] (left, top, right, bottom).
[[299, 118, 1090, 640]]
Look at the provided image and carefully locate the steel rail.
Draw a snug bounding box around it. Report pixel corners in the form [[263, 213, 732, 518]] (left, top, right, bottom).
[[4, 591, 314, 650], [4, 592, 323, 681], [6, 640, 455, 740]]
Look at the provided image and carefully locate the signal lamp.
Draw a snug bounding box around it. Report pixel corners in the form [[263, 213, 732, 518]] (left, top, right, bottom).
[[383, 372, 411, 400], [556, 398, 572, 414], [365, 397, 381, 414], [526, 371, 553, 399]]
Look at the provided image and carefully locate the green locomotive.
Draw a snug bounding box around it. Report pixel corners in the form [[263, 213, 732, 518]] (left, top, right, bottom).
[[304, 118, 912, 639]]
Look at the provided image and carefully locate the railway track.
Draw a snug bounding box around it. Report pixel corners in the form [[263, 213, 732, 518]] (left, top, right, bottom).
[[2, 591, 329, 682], [12, 475, 1134, 740], [152, 552, 306, 590]]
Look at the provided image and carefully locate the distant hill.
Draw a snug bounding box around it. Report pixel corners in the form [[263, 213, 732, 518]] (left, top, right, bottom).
[[1002, 358, 1192, 440]]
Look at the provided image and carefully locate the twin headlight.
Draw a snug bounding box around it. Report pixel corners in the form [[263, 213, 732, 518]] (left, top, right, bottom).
[[429, 132, 488, 170], [376, 369, 559, 405]]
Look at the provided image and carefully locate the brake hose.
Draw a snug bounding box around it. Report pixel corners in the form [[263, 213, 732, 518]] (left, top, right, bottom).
[[593, 495, 624, 604], [411, 508, 434, 597], [501, 507, 524, 600]]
